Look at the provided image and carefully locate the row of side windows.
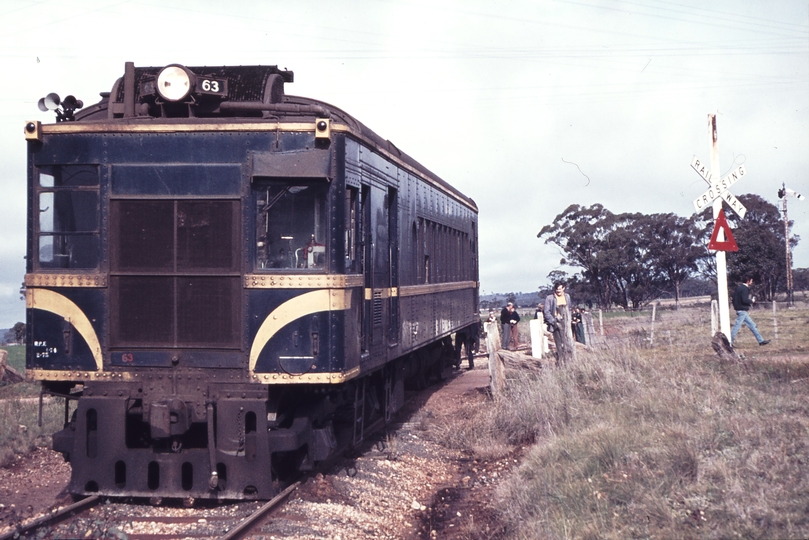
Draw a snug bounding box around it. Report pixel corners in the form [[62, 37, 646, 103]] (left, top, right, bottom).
[[414, 218, 475, 284]]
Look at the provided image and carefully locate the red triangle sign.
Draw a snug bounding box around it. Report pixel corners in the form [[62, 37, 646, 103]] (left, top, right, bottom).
[[708, 209, 739, 251]]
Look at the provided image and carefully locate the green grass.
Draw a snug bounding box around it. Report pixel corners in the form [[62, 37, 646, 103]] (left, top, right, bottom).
[[0, 345, 71, 466], [1, 345, 25, 373], [432, 302, 809, 539], [0, 396, 70, 468], [0, 346, 40, 400]]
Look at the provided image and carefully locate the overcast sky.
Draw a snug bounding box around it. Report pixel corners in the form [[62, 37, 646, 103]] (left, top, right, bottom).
[[0, 0, 807, 326]]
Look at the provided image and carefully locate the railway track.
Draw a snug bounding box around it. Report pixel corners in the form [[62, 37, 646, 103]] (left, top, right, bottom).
[[0, 434, 405, 539], [0, 485, 298, 540]]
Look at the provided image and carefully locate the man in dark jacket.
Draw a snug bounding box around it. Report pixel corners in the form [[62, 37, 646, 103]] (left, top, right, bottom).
[[731, 277, 770, 346], [500, 302, 520, 350]]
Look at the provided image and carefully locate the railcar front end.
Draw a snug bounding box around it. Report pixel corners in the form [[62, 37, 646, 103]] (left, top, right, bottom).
[[24, 63, 479, 500]]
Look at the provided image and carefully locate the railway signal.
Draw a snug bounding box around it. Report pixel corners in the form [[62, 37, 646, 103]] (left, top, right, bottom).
[[778, 184, 804, 306]]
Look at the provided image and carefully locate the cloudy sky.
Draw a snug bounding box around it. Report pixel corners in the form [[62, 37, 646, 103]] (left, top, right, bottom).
[[0, 0, 807, 326]]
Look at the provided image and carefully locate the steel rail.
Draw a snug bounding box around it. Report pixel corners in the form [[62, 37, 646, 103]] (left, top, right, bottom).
[[219, 481, 301, 540], [0, 495, 100, 540]]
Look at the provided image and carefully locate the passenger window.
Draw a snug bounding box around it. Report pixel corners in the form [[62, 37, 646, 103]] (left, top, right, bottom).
[[254, 181, 327, 270]]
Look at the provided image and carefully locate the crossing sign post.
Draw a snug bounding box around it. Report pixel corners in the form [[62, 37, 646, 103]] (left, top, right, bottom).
[[691, 114, 747, 340]]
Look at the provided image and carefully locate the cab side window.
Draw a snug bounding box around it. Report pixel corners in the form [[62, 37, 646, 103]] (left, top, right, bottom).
[[254, 180, 327, 270], [37, 165, 100, 269]]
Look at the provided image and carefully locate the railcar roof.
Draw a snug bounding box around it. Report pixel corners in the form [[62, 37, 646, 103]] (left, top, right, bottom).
[[64, 64, 477, 213]]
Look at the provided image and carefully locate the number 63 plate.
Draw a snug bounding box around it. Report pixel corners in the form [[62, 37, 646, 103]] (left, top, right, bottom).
[[196, 77, 228, 96]]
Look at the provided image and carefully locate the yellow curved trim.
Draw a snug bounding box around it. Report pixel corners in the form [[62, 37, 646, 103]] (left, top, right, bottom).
[[26, 288, 103, 371], [249, 289, 351, 372]]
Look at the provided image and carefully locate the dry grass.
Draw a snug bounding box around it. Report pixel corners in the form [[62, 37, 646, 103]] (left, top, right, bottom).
[[0, 348, 71, 467], [0, 346, 76, 467], [0, 397, 68, 467], [434, 302, 809, 539]]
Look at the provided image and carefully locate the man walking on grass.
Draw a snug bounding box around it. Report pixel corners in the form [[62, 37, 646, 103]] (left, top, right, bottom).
[[731, 276, 770, 346]]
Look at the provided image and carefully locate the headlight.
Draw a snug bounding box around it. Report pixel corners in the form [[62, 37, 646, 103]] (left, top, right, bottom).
[[156, 65, 193, 101]]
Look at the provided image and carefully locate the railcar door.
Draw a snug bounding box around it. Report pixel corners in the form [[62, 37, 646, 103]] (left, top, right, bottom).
[[363, 185, 398, 357], [387, 187, 399, 347]]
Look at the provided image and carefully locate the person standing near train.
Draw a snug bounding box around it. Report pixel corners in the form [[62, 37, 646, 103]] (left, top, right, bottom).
[[544, 282, 576, 365], [500, 302, 520, 350], [508, 305, 521, 350]]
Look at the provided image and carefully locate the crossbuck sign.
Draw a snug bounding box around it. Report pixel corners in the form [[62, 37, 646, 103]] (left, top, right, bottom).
[[691, 157, 747, 219]]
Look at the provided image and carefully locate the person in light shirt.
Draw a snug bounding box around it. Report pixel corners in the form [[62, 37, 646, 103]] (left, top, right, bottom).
[[544, 282, 576, 365]]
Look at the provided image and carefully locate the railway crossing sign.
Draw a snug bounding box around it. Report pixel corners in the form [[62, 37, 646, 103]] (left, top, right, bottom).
[[691, 158, 747, 219]]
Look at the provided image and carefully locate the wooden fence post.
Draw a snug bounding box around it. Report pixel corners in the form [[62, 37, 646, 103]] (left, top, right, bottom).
[[582, 311, 597, 345]]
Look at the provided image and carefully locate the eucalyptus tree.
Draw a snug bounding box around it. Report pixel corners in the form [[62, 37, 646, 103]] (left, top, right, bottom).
[[539, 205, 713, 309], [538, 203, 619, 309], [538, 205, 659, 309], [638, 213, 707, 308]]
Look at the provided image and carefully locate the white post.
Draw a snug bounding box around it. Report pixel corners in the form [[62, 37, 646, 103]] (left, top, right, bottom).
[[485, 321, 504, 395], [529, 319, 545, 358], [598, 309, 604, 336], [711, 299, 719, 335], [709, 114, 732, 339]]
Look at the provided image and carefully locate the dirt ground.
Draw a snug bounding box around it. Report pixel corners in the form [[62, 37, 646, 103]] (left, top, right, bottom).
[[0, 446, 73, 532], [405, 366, 514, 539], [0, 364, 512, 539], [268, 363, 512, 539]]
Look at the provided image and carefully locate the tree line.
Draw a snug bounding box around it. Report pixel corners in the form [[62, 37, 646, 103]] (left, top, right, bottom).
[[537, 194, 802, 310]]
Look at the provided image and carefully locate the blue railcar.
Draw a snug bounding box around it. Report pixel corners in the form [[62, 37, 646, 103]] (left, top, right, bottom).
[[24, 63, 479, 500]]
